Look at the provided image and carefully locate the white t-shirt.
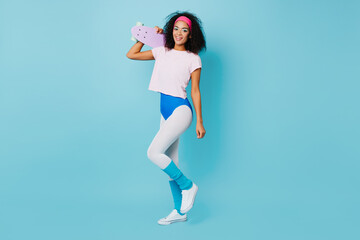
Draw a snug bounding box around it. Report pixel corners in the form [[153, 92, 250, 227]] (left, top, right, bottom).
[[149, 46, 202, 99]]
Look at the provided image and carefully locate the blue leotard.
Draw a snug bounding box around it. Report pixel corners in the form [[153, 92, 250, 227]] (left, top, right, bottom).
[[160, 93, 193, 120]]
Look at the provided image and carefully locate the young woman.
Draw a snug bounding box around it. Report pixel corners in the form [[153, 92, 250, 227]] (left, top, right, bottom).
[[126, 11, 206, 225]]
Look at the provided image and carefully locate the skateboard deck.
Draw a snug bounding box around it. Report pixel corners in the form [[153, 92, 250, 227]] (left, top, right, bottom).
[[131, 26, 165, 48]]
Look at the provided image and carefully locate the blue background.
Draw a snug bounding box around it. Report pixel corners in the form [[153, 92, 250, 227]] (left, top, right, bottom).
[[1, 0, 359, 239]]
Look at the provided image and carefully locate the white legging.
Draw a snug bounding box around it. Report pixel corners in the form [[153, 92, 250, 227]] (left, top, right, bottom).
[[147, 105, 193, 173]]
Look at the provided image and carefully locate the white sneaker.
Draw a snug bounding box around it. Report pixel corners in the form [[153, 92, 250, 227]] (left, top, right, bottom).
[[157, 209, 187, 225], [180, 183, 198, 214]]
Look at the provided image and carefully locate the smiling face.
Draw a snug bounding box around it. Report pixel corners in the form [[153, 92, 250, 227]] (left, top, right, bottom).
[[173, 20, 191, 46]]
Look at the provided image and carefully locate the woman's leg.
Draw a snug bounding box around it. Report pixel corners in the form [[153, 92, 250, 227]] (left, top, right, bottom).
[[147, 105, 193, 190], [161, 114, 180, 169], [160, 115, 184, 215]]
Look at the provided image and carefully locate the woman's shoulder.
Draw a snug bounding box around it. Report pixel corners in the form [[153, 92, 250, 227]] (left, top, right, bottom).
[[153, 46, 166, 51], [187, 51, 201, 60], [186, 49, 201, 57], [152, 46, 166, 59]]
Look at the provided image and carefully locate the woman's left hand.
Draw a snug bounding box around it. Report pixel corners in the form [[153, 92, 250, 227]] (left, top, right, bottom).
[[154, 26, 163, 34], [196, 122, 206, 139]]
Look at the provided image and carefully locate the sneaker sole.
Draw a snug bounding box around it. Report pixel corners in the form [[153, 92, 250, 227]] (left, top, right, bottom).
[[180, 184, 198, 214], [158, 218, 187, 225]]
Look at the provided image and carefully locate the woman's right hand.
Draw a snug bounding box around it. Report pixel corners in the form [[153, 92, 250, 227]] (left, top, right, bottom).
[[154, 26, 163, 34]]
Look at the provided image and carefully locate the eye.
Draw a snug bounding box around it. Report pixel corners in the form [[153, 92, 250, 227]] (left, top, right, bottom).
[[174, 27, 178, 30], [182, 29, 188, 32]]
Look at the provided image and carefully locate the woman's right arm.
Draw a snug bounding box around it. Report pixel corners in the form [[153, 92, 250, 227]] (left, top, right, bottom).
[[126, 41, 154, 60], [126, 26, 163, 60]]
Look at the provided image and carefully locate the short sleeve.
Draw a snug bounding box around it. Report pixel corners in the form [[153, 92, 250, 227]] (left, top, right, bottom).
[[189, 55, 202, 73], [151, 46, 165, 60]]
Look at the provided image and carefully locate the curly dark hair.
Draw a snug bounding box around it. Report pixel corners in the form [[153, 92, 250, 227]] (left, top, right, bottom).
[[163, 11, 206, 54]]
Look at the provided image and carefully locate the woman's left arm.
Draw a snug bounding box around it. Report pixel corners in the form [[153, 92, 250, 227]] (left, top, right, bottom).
[[191, 68, 206, 139]]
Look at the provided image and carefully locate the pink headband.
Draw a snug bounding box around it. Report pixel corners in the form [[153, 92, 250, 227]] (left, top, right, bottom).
[[174, 16, 192, 32]]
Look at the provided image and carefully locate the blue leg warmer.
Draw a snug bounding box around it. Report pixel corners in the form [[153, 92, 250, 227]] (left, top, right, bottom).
[[169, 180, 185, 215], [163, 161, 193, 190]]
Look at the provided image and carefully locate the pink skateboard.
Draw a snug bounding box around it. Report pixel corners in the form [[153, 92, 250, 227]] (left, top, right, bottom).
[[131, 26, 165, 48]]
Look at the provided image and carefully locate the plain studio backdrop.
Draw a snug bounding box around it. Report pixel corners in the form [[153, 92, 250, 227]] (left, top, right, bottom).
[[0, 0, 359, 239]]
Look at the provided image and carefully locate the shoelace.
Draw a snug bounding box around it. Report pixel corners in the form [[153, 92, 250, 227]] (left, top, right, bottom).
[[182, 190, 190, 198], [165, 211, 177, 219]]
